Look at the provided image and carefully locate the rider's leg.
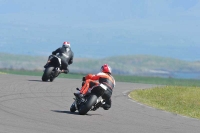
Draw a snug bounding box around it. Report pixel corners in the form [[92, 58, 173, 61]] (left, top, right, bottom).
[[101, 88, 112, 110], [60, 60, 69, 74], [102, 98, 111, 110], [80, 79, 91, 95]]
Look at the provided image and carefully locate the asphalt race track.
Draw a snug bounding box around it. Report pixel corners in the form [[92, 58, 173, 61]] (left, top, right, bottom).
[[0, 74, 200, 133]]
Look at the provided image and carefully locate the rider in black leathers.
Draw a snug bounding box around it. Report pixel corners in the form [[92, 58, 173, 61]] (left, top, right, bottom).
[[44, 41, 74, 74]]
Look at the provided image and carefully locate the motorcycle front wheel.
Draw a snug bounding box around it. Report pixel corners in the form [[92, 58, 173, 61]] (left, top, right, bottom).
[[70, 102, 76, 112], [42, 67, 54, 81]]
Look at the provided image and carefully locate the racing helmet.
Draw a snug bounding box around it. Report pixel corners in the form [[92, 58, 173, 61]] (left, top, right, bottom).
[[62, 41, 70, 48], [100, 64, 112, 74]]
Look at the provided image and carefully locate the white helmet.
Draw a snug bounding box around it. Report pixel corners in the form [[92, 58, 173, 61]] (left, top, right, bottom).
[[62, 41, 70, 48]]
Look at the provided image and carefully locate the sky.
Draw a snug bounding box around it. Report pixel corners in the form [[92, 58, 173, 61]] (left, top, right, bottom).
[[0, 0, 200, 60]]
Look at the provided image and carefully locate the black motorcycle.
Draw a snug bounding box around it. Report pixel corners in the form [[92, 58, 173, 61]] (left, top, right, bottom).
[[42, 55, 62, 82], [70, 84, 108, 115]]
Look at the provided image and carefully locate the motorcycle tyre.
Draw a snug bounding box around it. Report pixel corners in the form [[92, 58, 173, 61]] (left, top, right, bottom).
[[70, 102, 76, 112], [42, 67, 54, 82], [50, 72, 60, 82], [78, 94, 97, 115]]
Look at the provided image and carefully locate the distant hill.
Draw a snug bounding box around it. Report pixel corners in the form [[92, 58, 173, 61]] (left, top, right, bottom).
[[1, 53, 200, 79]]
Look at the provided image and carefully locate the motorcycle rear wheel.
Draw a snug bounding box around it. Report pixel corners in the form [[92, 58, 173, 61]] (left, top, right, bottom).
[[78, 94, 97, 115]]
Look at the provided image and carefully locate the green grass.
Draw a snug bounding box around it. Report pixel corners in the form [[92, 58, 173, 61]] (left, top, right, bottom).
[[130, 86, 200, 119], [0, 71, 7, 74], [114, 75, 200, 87], [1, 69, 200, 86]]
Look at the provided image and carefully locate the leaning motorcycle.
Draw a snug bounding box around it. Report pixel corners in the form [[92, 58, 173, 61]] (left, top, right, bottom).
[[70, 84, 108, 115], [42, 55, 62, 82]]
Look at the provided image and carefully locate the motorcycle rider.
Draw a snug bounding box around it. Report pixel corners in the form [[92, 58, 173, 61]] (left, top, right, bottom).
[[74, 64, 115, 110], [44, 41, 74, 74]]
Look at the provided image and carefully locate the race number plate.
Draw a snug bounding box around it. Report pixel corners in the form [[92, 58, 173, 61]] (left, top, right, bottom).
[[100, 84, 107, 90]]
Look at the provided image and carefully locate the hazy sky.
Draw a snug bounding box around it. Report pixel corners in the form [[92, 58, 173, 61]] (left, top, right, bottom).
[[0, 0, 200, 59]]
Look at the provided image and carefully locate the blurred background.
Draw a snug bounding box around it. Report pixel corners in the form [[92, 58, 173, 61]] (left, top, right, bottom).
[[1, 0, 200, 79]]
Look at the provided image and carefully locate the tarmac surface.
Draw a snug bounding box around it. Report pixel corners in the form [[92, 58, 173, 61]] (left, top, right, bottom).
[[0, 74, 200, 133]]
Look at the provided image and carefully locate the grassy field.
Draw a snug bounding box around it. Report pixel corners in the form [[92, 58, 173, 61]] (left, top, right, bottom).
[[1, 69, 200, 119], [130, 86, 200, 119]]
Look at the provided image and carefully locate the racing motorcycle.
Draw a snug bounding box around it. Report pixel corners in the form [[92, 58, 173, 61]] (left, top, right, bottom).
[[70, 84, 108, 115], [42, 55, 62, 82]]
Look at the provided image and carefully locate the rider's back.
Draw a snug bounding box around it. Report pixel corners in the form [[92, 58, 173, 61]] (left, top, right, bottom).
[[52, 47, 74, 64]]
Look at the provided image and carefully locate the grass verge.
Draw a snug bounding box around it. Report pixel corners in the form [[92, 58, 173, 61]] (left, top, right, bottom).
[[130, 86, 200, 119]]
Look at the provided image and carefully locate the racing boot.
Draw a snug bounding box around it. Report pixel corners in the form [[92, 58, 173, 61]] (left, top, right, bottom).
[[59, 68, 69, 74], [101, 104, 111, 110], [101, 99, 111, 110], [63, 68, 69, 74]]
